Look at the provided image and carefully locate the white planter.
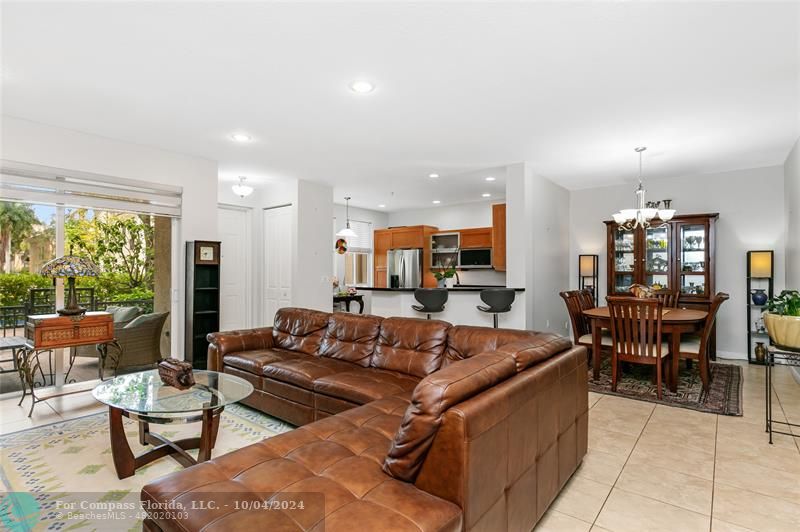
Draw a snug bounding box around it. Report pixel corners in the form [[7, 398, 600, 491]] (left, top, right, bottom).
[[764, 313, 800, 350], [446, 277, 455, 288]]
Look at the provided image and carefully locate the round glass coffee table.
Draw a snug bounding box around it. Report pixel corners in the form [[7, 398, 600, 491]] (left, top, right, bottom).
[[92, 369, 253, 479]]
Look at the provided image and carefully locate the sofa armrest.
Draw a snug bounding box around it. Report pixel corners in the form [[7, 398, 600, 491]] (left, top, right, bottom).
[[206, 327, 274, 371]]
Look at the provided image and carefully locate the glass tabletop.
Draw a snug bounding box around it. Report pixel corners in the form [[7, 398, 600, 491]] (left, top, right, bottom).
[[92, 369, 253, 415]]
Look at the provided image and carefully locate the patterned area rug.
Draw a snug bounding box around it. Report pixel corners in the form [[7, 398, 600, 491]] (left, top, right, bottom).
[[0, 403, 293, 531], [589, 359, 743, 416]]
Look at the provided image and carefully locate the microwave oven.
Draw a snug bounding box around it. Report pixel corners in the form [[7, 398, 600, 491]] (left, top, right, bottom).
[[458, 248, 492, 269]]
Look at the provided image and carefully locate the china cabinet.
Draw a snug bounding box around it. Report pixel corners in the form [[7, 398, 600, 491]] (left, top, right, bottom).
[[605, 213, 719, 353]]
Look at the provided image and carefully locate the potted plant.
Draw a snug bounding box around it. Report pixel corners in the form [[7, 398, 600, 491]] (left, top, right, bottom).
[[764, 290, 800, 350], [433, 267, 457, 288]]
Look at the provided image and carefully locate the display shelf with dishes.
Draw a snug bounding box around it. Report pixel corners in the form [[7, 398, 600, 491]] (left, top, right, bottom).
[[746, 250, 774, 364]]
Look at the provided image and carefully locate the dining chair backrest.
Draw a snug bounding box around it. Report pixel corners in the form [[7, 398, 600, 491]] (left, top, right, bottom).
[[577, 289, 596, 311], [654, 290, 679, 308], [696, 292, 729, 357], [606, 296, 664, 360], [559, 290, 591, 344]]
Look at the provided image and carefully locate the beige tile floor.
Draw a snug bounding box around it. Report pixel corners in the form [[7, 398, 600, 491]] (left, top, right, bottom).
[[537, 360, 800, 532], [1, 360, 798, 531]]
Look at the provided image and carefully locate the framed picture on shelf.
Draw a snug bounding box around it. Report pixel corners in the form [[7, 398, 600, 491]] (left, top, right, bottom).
[[194, 241, 220, 265]]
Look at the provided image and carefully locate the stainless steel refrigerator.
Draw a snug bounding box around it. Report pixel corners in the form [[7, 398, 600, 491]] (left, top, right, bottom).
[[387, 249, 423, 289]]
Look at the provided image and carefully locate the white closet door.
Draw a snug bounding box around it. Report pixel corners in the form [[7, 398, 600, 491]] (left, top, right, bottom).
[[217, 206, 250, 331], [263, 206, 293, 325]]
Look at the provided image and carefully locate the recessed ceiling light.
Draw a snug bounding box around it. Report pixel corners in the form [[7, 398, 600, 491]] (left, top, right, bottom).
[[349, 80, 375, 94], [482, 193, 491, 198], [432, 200, 441, 204], [485, 176, 496, 182], [429, 173, 439, 178], [230, 132, 252, 143], [378, 204, 386, 208]]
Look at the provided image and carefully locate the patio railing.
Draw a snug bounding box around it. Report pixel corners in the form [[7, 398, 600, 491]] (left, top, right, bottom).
[[0, 291, 154, 337]]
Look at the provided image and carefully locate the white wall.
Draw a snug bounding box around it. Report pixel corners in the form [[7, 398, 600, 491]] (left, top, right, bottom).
[[2, 115, 218, 357], [785, 138, 800, 288], [570, 165, 786, 358], [387, 200, 496, 228], [505, 163, 571, 333], [531, 172, 571, 334], [294, 180, 334, 312]]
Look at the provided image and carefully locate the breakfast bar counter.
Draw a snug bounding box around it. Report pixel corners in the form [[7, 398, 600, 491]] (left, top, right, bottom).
[[358, 286, 527, 329]]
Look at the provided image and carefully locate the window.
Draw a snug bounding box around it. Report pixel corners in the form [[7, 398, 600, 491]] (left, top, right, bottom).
[[333, 218, 372, 287], [345, 252, 369, 286]]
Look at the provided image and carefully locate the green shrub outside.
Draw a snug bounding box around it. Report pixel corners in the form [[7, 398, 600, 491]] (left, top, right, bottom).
[[0, 272, 153, 307], [0, 272, 52, 306]]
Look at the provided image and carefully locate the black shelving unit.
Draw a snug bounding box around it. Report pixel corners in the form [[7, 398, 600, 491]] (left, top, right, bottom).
[[746, 250, 774, 365], [185, 241, 221, 370], [578, 254, 599, 306]]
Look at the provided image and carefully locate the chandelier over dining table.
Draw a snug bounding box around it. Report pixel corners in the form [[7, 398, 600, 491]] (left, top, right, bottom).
[[611, 147, 675, 230]]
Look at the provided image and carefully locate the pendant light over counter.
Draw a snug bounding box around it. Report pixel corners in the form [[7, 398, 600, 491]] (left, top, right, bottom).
[[336, 196, 358, 239]]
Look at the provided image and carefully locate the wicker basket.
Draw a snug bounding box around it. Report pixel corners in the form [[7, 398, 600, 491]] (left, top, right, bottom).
[[158, 358, 195, 389]]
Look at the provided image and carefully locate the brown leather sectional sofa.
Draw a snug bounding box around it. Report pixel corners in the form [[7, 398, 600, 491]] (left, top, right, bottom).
[[142, 307, 588, 532]]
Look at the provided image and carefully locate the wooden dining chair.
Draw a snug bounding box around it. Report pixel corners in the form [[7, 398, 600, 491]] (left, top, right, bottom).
[[559, 289, 612, 363], [676, 292, 729, 392], [606, 296, 672, 399], [654, 289, 679, 308]]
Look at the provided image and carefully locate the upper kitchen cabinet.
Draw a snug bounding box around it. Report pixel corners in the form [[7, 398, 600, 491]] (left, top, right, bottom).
[[459, 227, 492, 248], [492, 203, 506, 271]]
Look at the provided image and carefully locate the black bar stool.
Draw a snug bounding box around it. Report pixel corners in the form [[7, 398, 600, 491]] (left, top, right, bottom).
[[412, 288, 448, 319], [477, 288, 515, 328]]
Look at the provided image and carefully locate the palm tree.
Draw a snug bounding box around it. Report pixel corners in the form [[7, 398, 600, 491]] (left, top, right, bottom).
[[0, 202, 39, 273]]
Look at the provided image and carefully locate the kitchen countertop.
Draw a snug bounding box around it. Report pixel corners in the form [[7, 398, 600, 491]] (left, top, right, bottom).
[[358, 286, 525, 292]]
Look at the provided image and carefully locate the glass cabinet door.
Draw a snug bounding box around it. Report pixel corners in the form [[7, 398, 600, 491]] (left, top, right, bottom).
[[678, 223, 708, 297], [612, 228, 637, 293], [644, 225, 670, 289]]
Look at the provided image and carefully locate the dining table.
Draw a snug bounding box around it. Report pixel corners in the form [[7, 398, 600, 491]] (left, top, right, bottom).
[[582, 306, 708, 392]]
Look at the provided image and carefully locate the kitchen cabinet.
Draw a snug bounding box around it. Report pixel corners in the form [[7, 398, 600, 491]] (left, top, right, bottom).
[[491, 204, 506, 271], [372, 226, 438, 288], [459, 227, 492, 249], [391, 227, 425, 249]]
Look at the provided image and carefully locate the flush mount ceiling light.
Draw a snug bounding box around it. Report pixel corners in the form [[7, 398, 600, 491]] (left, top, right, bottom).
[[611, 147, 676, 230], [230, 132, 252, 143], [428, 173, 439, 179], [432, 200, 441, 204], [485, 176, 496, 182], [377, 204, 386, 208], [232, 176, 254, 198], [336, 197, 358, 238], [482, 193, 491, 198], [349, 80, 375, 94]]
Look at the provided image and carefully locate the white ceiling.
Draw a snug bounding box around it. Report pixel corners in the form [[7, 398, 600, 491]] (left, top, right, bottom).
[[2, 2, 798, 211]]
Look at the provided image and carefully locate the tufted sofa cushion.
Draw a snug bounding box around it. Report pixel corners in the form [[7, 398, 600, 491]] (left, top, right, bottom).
[[263, 357, 358, 389], [141, 395, 462, 532], [313, 368, 420, 405], [318, 312, 383, 367], [443, 325, 539, 366], [383, 352, 517, 482], [370, 317, 450, 378], [272, 308, 331, 355]]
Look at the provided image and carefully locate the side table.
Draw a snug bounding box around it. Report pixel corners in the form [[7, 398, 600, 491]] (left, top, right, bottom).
[[17, 312, 121, 417], [765, 345, 800, 443], [333, 294, 364, 314]]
